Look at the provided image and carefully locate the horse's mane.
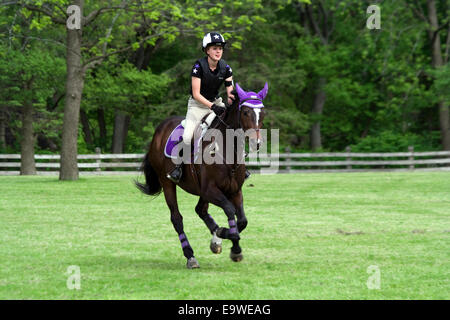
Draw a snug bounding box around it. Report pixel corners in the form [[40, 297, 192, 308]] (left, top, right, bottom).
[[224, 90, 240, 129]]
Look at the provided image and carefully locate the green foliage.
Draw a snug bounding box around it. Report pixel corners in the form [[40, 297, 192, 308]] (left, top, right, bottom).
[[351, 130, 441, 152], [1, 0, 448, 154], [0, 42, 65, 152], [83, 61, 171, 113], [429, 64, 450, 105], [82, 61, 172, 152]]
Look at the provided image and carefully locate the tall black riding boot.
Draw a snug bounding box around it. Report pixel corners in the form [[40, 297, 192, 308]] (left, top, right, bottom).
[[167, 141, 190, 183]]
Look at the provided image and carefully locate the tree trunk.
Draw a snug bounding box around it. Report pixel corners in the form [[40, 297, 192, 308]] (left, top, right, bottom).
[[37, 134, 58, 152], [112, 111, 130, 153], [427, 0, 450, 150], [60, 0, 84, 180], [80, 109, 94, 147], [311, 77, 327, 151], [20, 99, 36, 175], [97, 108, 107, 150], [0, 108, 6, 150], [438, 100, 450, 149]]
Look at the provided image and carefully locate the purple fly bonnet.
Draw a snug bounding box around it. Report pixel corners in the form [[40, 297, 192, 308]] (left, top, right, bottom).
[[235, 82, 268, 109]]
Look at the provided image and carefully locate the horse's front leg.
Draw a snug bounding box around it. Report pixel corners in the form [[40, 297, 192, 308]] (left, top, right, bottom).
[[203, 185, 242, 262], [230, 189, 247, 233], [195, 197, 222, 254], [225, 190, 245, 262]]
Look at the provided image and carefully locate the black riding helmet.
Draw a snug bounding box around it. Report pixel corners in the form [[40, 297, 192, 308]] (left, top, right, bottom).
[[202, 32, 227, 52]]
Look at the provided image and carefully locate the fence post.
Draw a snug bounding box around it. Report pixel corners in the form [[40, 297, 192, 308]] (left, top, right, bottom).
[[408, 146, 414, 170], [345, 146, 352, 170], [95, 147, 102, 172], [285, 146, 291, 173]]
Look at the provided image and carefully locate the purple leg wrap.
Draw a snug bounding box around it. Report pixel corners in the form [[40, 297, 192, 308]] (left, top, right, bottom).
[[181, 240, 190, 248], [228, 220, 237, 234], [179, 233, 190, 248]]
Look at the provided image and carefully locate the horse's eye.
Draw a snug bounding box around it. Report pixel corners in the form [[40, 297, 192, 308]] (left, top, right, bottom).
[[243, 111, 249, 116]]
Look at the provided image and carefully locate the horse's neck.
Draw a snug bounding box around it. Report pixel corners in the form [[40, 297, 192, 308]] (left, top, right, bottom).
[[223, 103, 240, 130], [218, 104, 241, 164]]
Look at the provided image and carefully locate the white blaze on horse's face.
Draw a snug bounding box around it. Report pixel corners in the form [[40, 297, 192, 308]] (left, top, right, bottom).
[[246, 108, 263, 153], [253, 108, 262, 145], [254, 108, 261, 127]]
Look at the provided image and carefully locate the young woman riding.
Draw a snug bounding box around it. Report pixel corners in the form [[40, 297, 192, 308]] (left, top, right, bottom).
[[167, 32, 250, 183]]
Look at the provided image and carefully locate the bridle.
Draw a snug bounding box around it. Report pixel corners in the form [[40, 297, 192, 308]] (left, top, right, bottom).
[[212, 97, 264, 175], [215, 97, 264, 129], [237, 97, 264, 135]]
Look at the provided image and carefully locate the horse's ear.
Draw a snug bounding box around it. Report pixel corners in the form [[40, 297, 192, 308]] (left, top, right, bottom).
[[235, 83, 247, 100], [258, 82, 268, 100]]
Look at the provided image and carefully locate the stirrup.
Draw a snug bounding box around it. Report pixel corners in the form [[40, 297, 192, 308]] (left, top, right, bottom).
[[167, 165, 182, 183]]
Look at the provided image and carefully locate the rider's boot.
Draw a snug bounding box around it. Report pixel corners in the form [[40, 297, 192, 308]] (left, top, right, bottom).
[[167, 164, 183, 183], [167, 140, 189, 183]]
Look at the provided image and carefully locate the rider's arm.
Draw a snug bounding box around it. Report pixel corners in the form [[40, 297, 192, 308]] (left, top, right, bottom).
[[191, 77, 214, 109], [225, 76, 234, 104]]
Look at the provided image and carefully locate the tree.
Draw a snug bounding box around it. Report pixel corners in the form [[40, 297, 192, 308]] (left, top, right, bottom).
[[293, 0, 346, 150], [406, 0, 450, 150], [14, 0, 265, 180], [82, 60, 171, 153], [0, 44, 64, 174]]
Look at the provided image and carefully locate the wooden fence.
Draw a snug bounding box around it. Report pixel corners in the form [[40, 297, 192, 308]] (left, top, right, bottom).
[[1, 146, 450, 175]]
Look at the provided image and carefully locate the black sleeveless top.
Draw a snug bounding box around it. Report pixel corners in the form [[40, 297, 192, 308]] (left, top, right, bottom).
[[190, 56, 232, 101]]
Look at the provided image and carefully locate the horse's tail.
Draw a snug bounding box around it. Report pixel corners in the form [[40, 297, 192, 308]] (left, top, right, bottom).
[[135, 153, 162, 197]]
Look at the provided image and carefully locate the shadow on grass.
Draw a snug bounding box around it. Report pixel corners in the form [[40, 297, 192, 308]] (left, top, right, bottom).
[[75, 252, 260, 274], [77, 255, 187, 272]]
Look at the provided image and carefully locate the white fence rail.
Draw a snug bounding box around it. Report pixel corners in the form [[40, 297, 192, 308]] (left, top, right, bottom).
[[1, 147, 450, 175]]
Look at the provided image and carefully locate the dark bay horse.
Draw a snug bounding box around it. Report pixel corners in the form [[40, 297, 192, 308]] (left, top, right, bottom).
[[135, 83, 268, 268]]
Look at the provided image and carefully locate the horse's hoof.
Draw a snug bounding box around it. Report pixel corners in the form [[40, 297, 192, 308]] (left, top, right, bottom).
[[230, 251, 243, 262], [210, 242, 222, 254], [186, 257, 200, 269], [210, 231, 222, 254]]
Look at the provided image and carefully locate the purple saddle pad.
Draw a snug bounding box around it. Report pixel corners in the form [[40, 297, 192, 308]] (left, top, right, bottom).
[[164, 119, 205, 160], [164, 121, 185, 159]]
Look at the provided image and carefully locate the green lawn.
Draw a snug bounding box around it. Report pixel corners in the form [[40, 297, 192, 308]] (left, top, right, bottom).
[[0, 172, 449, 299]]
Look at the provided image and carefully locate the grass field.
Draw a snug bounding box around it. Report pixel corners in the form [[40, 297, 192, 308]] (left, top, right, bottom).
[[0, 172, 449, 299]]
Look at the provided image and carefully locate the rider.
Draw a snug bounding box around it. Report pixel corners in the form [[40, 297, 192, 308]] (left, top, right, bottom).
[[167, 32, 251, 183]]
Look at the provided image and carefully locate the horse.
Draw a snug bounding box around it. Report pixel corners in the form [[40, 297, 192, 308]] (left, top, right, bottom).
[[135, 82, 268, 269]]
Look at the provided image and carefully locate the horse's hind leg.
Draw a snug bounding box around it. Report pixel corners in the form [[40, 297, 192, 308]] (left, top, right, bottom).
[[162, 181, 199, 269], [195, 198, 222, 254]]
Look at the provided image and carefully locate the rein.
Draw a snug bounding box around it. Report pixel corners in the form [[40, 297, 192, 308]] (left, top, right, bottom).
[[205, 100, 243, 175], [204, 97, 263, 176], [221, 100, 246, 174]]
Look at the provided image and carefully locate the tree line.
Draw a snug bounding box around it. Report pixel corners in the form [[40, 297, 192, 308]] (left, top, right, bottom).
[[0, 0, 449, 180]]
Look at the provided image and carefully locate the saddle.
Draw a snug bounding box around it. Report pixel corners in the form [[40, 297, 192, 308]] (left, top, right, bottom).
[[164, 113, 218, 162]]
